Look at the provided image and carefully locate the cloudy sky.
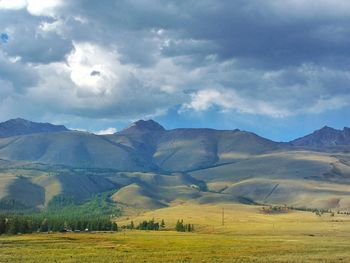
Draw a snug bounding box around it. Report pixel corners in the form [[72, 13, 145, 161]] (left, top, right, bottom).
[[0, 0, 350, 140]]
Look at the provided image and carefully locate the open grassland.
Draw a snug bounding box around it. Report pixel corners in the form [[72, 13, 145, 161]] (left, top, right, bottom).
[[117, 203, 350, 236], [1, 231, 350, 263], [2, 204, 350, 262]]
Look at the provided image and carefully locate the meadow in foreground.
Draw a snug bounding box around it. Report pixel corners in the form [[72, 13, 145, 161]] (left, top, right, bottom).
[[1, 204, 350, 263]]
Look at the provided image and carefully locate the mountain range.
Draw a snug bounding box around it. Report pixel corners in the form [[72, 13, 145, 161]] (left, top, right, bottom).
[[0, 118, 350, 212]]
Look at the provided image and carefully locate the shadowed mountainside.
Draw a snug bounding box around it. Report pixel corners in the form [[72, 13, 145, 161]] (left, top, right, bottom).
[[1, 118, 350, 212], [106, 120, 281, 172], [0, 118, 68, 138], [290, 126, 350, 147]]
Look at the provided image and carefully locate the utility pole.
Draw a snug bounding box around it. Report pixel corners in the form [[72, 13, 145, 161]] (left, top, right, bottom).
[[222, 207, 224, 226]]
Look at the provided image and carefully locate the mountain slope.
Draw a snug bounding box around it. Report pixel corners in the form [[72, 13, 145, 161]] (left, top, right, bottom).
[[291, 126, 350, 147], [0, 119, 282, 172], [108, 121, 281, 172], [1, 119, 350, 212], [0, 131, 154, 171], [152, 128, 280, 172], [0, 118, 68, 138]]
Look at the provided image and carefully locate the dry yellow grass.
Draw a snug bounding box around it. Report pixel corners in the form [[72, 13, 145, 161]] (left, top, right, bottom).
[[117, 203, 350, 236], [1, 230, 350, 262], [1, 203, 350, 262]]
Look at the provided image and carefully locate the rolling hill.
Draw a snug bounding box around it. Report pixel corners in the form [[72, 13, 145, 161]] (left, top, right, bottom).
[[0, 118, 350, 212]]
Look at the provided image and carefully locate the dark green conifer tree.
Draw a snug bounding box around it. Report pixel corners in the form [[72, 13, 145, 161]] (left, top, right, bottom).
[[0, 216, 6, 235], [112, 222, 118, 232], [40, 219, 49, 232]]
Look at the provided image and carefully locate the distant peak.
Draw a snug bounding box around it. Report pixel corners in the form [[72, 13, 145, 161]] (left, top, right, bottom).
[[132, 120, 165, 131], [0, 118, 68, 138], [316, 125, 338, 132], [3, 118, 33, 128], [121, 119, 165, 133], [290, 124, 350, 147], [7, 118, 30, 123]]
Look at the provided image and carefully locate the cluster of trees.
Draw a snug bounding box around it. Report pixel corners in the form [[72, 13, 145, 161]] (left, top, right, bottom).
[[262, 205, 289, 214], [121, 219, 165, 231], [337, 211, 350, 215], [286, 206, 333, 214], [137, 219, 160, 230], [0, 214, 118, 235], [0, 197, 35, 213], [314, 209, 335, 217], [262, 205, 337, 217], [0, 192, 122, 236], [175, 220, 194, 232], [292, 207, 334, 217], [46, 193, 121, 218], [136, 219, 165, 230], [121, 219, 194, 232]]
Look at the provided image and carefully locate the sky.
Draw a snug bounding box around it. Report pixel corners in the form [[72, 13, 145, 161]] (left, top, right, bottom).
[[0, 0, 350, 141]]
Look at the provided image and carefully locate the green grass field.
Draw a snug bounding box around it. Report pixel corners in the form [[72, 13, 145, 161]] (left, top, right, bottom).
[[1, 203, 350, 262], [1, 231, 350, 263]]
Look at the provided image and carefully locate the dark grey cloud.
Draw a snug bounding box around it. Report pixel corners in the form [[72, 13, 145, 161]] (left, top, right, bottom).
[[61, 0, 350, 69], [0, 51, 38, 90], [0, 0, 350, 126], [0, 9, 72, 64]]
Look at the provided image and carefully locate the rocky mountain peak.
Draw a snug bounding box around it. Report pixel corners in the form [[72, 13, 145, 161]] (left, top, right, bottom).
[[120, 119, 165, 133]]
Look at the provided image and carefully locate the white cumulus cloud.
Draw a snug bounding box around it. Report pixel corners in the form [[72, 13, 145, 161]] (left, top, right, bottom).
[[94, 127, 117, 135], [182, 89, 290, 118], [68, 42, 121, 96], [0, 0, 26, 10], [0, 0, 63, 16]]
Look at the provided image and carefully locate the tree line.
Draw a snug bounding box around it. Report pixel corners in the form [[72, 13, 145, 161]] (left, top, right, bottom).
[[262, 205, 338, 217], [120, 219, 194, 232], [0, 214, 118, 235], [0, 214, 195, 235]]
